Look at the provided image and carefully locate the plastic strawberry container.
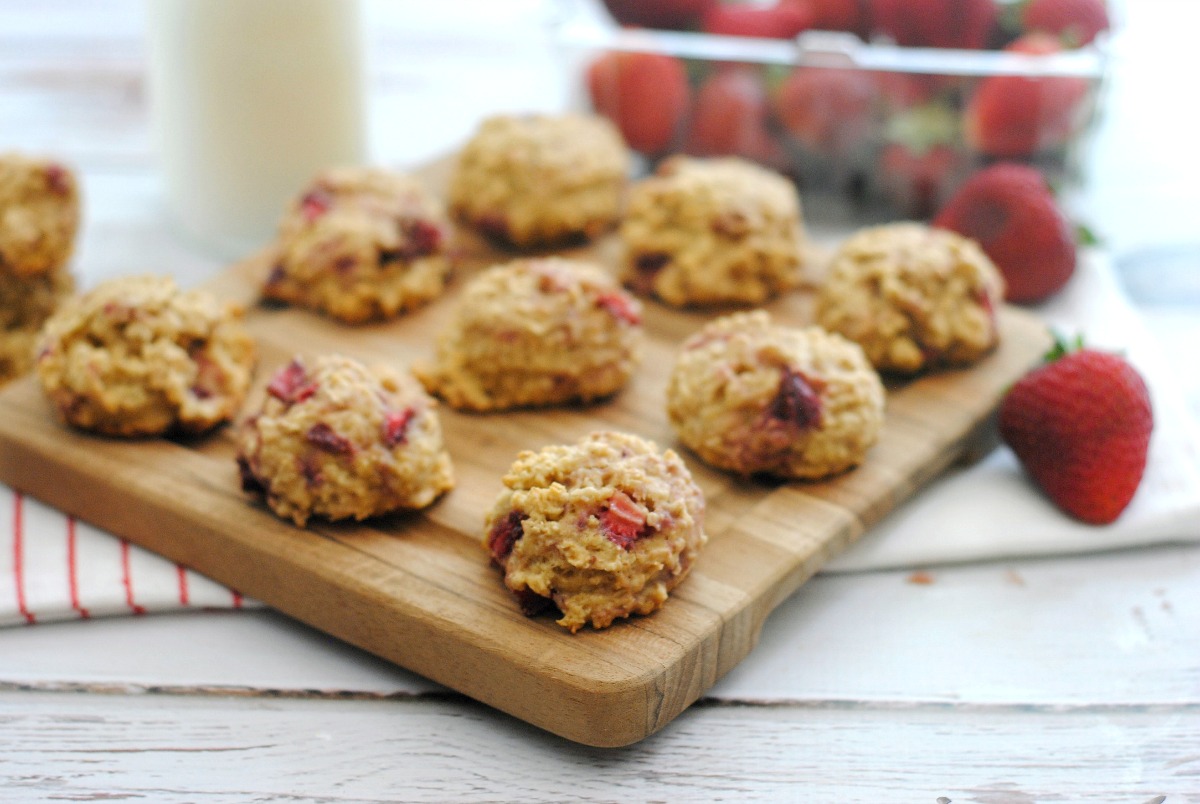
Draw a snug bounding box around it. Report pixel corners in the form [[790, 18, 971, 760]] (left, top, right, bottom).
[[554, 0, 1109, 222]]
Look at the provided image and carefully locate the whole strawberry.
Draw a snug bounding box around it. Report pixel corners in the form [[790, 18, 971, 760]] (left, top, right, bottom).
[[600, 0, 717, 30], [868, 0, 999, 49], [1023, 0, 1110, 47], [998, 338, 1153, 525], [684, 66, 786, 167], [963, 33, 1092, 158], [933, 162, 1076, 303], [586, 51, 690, 155]]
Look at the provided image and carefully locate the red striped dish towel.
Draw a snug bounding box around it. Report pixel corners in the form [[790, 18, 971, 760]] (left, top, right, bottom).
[[1, 489, 255, 626]]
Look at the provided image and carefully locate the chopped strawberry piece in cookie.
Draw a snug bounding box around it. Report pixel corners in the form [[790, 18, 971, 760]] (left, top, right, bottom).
[[305, 422, 354, 455], [382, 218, 443, 262], [44, 163, 72, 196], [595, 291, 642, 326], [601, 490, 648, 549], [487, 510, 527, 564], [381, 408, 415, 447], [300, 189, 333, 222], [768, 368, 823, 429], [267, 359, 318, 405]]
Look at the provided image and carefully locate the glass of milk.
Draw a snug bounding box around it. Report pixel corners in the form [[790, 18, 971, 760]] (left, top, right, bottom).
[[146, 0, 367, 259]]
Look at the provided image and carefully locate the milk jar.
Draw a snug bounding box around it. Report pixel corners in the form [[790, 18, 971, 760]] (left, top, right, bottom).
[[146, 0, 367, 257]]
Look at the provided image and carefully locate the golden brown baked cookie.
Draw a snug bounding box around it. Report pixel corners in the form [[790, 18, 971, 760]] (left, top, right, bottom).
[[0, 153, 81, 277], [0, 263, 73, 385], [484, 430, 706, 633], [237, 354, 455, 526], [619, 155, 807, 307], [667, 311, 885, 479], [263, 166, 451, 324], [448, 113, 630, 249], [34, 275, 255, 436], [414, 257, 643, 411], [814, 222, 1005, 374]]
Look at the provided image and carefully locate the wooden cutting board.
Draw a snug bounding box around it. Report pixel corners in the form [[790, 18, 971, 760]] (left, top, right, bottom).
[[0, 159, 1051, 747]]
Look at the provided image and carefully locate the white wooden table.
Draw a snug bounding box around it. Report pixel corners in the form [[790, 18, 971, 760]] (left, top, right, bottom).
[[2, 1, 1198, 800]]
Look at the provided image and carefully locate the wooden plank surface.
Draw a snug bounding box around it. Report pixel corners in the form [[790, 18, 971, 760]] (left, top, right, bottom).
[[0, 158, 1051, 746]]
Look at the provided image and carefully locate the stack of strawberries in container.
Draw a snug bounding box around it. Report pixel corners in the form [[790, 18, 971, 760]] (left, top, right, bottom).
[[587, 0, 1110, 222]]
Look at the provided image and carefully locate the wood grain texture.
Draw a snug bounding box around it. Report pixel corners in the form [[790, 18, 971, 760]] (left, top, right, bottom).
[[0, 159, 1052, 746], [0, 691, 1192, 803]]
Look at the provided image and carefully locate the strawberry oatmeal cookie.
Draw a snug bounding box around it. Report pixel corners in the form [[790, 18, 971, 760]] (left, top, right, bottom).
[[237, 354, 454, 526], [666, 311, 885, 479], [414, 257, 643, 412], [619, 155, 807, 307], [448, 113, 630, 249], [484, 430, 706, 632], [814, 222, 1005, 374], [34, 275, 255, 436], [0, 262, 73, 385], [262, 166, 451, 324], [0, 153, 80, 278]]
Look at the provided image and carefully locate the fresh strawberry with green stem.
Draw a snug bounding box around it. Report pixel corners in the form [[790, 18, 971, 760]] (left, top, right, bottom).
[[998, 336, 1153, 525], [933, 162, 1077, 303], [586, 50, 690, 156]]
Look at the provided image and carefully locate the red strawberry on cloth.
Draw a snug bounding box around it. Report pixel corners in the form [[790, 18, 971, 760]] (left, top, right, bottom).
[[964, 32, 1092, 158], [868, 0, 999, 49], [586, 50, 690, 155], [933, 162, 1076, 303], [998, 337, 1153, 525], [1023, 0, 1111, 47]]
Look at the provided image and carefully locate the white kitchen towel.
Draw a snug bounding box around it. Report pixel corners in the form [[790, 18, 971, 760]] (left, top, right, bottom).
[[0, 493, 256, 627], [825, 250, 1200, 572], [1, 252, 1197, 624]]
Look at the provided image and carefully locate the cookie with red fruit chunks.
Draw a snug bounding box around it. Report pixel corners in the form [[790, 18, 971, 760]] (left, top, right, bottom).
[[237, 354, 454, 527], [484, 430, 706, 633], [414, 257, 643, 412], [868, 0, 998, 49], [34, 275, 256, 437], [667, 311, 884, 479], [963, 33, 1092, 158], [586, 50, 690, 157], [1023, 0, 1110, 47], [815, 223, 1005, 374], [262, 166, 450, 324], [0, 259, 73, 385], [933, 162, 1077, 303], [0, 152, 80, 278], [998, 337, 1152, 525], [619, 156, 808, 307], [449, 113, 629, 250]]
